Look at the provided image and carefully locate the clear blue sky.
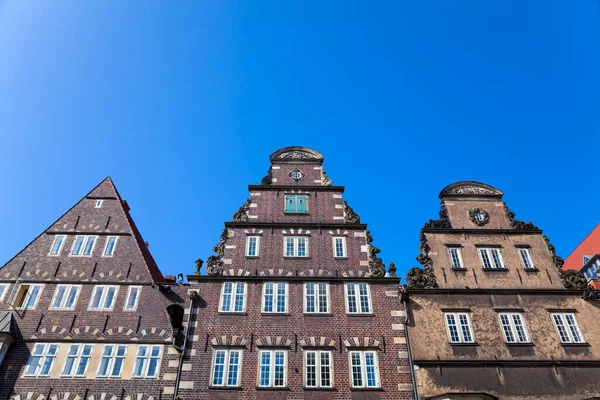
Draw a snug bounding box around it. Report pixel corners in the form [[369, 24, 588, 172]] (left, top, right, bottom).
[[1, 1, 599, 280]]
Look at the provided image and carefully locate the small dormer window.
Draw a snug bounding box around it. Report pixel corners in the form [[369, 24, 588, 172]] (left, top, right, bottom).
[[95, 200, 103, 208], [583, 255, 592, 266]]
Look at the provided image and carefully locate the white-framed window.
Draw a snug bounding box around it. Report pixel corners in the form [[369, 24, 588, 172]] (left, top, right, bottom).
[[71, 235, 97, 256], [61, 344, 93, 377], [305, 350, 332, 388], [211, 349, 242, 387], [262, 282, 288, 313], [133, 345, 162, 378], [95, 200, 103, 208], [49, 285, 81, 310], [24, 343, 59, 376], [518, 248, 535, 270], [333, 237, 346, 258], [448, 247, 463, 269], [97, 344, 127, 377], [124, 286, 142, 311], [284, 236, 308, 257], [258, 349, 287, 387], [445, 312, 475, 343], [49, 235, 66, 256], [0, 283, 10, 302], [284, 195, 307, 213], [499, 313, 530, 343], [478, 248, 505, 269], [345, 282, 372, 314], [88, 285, 119, 311], [246, 236, 260, 257], [551, 313, 584, 344], [103, 236, 118, 257], [13, 283, 44, 310], [304, 282, 329, 314], [349, 350, 379, 388], [220, 282, 246, 313]]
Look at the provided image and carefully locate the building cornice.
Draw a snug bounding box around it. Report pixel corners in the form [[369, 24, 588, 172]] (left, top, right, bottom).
[[225, 222, 368, 229], [248, 185, 345, 192], [414, 359, 599, 367], [45, 231, 132, 236], [405, 288, 584, 296], [421, 228, 543, 235], [188, 275, 400, 283]]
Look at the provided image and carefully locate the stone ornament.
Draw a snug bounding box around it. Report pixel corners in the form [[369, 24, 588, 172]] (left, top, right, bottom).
[[543, 234, 590, 290], [343, 201, 361, 224], [261, 167, 273, 185], [388, 261, 397, 277], [468, 207, 490, 226], [450, 186, 498, 195], [423, 200, 451, 229], [206, 228, 229, 276], [194, 258, 203, 275], [439, 181, 503, 198], [288, 169, 305, 181], [279, 150, 317, 159], [232, 199, 251, 222], [504, 202, 539, 230], [321, 168, 332, 186], [407, 231, 438, 288], [365, 229, 386, 278]]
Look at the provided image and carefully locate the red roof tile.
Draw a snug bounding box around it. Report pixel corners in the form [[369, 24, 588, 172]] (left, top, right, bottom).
[[563, 223, 600, 271]]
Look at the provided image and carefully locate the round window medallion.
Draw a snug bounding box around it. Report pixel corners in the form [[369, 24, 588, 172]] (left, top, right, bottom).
[[468, 207, 490, 226], [289, 169, 305, 181]]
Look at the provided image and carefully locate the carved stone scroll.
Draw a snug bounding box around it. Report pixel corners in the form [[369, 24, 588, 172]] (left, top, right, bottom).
[[543, 234, 590, 290], [261, 167, 273, 185], [321, 168, 332, 186], [232, 199, 251, 222], [343, 201, 361, 224], [504, 202, 539, 230], [365, 229, 385, 278], [408, 231, 438, 288], [206, 228, 229, 276], [423, 201, 451, 229]]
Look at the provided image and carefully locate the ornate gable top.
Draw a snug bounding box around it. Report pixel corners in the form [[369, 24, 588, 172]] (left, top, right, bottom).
[[269, 146, 324, 164], [439, 181, 503, 199]]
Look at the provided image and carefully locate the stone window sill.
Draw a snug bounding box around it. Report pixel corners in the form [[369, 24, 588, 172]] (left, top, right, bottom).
[[245, 256, 260, 259], [218, 312, 248, 316], [304, 387, 337, 391], [523, 267, 539, 272], [561, 342, 590, 347], [506, 342, 534, 347], [482, 268, 509, 272], [284, 212, 310, 216], [261, 312, 290, 316], [209, 386, 243, 390], [346, 313, 375, 317], [350, 387, 384, 391], [449, 342, 479, 346], [304, 313, 333, 317], [255, 386, 290, 391], [450, 268, 468, 271], [283, 256, 311, 260], [334, 257, 348, 260]]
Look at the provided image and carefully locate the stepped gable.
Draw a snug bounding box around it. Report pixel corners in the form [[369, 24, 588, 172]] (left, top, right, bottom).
[[0, 177, 164, 283]]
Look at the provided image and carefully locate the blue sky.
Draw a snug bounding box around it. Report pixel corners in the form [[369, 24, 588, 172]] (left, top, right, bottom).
[[1, 1, 599, 280]]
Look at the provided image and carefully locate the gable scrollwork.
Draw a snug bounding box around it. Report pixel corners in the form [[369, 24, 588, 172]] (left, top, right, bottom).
[[261, 167, 273, 185], [407, 231, 438, 288], [543, 234, 590, 290], [504, 202, 539, 230], [321, 168, 332, 186], [232, 199, 251, 222], [423, 200, 451, 229], [343, 201, 361, 224], [365, 230, 386, 278], [206, 228, 229, 276], [280, 150, 317, 159]]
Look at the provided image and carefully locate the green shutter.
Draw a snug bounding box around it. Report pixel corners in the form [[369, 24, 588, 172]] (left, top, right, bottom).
[[297, 196, 307, 213], [285, 196, 296, 213]]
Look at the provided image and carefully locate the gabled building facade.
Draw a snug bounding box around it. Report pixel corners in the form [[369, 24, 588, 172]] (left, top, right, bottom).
[[187, 147, 414, 399], [0, 178, 192, 400], [403, 181, 599, 400]]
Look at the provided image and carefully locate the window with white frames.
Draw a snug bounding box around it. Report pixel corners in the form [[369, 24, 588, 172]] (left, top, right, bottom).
[[95, 200, 103, 208], [103, 236, 118, 257], [349, 351, 379, 388], [61, 344, 93, 377], [124, 286, 142, 311], [305, 350, 332, 388], [447, 247, 463, 269], [445, 313, 475, 343], [97, 344, 127, 377], [285, 195, 307, 213], [263, 282, 288, 313], [551, 313, 584, 344], [13, 283, 44, 309], [211, 349, 242, 387], [499, 313, 530, 343], [478, 248, 505, 269], [258, 350, 287, 387], [246, 236, 260, 257], [49, 235, 66, 256], [345, 283, 372, 314], [220, 282, 246, 313], [89, 286, 118, 311], [518, 248, 535, 270], [24, 343, 59, 376], [0, 283, 9, 302], [50, 285, 81, 310], [284, 236, 308, 257], [304, 282, 329, 314], [71, 235, 97, 256], [333, 237, 346, 258], [133, 345, 161, 378]]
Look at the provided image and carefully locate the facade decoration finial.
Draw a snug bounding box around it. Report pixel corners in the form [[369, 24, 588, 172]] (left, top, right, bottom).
[[543, 235, 590, 290], [232, 199, 251, 222], [343, 201, 361, 224], [279, 150, 317, 159], [321, 168, 332, 186], [365, 230, 385, 278], [503, 202, 539, 230], [388, 262, 397, 277], [206, 228, 229, 276], [194, 258, 203, 275], [423, 200, 451, 229], [261, 167, 273, 185], [407, 231, 438, 288]]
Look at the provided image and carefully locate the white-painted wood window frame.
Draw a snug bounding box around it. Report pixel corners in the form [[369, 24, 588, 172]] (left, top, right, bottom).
[[551, 313, 584, 343], [304, 350, 333, 388], [344, 282, 372, 314], [518, 248, 535, 270], [70, 235, 98, 257], [478, 248, 505, 269], [284, 236, 309, 257], [102, 236, 118, 257], [348, 350, 380, 388], [95, 200, 103, 208], [24, 343, 59, 377], [258, 349, 287, 387], [13, 283, 44, 310], [304, 282, 330, 314], [88, 285, 119, 311], [61, 343, 93, 377], [211, 348, 243, 387], [0, 283, 10, 302], [333, 236, 346, 258], [133, 345, 162, 378], [220, 282, 246, 313], [246, 236, 260, 257], [445, 312, 475, 343], [96, 344, 127, 377], [124, 286, 142, 311], [447, 247, 463, 269], [49, 235, 66, 256], [262, 282, 288, 313], [498, 312, 530, 343], [49, 284, 81, 310]]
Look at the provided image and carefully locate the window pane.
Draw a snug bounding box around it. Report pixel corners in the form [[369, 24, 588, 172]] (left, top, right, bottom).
[[450, 248, 462, 269], [565, 314, 582, 343], [318, 283, 328, 313], [259, 352, 271, 386], [305, 283, 315, 313], [227, 350, 240, 386], [285, 196, 296, 213], [53, 286, 66, 308], [72, 236, 84, 255], [83, 237, 96, 255], [127, 287, 139, 310], [147, 358, 159, 377], [285, 238, 294, 257], [264, 283, 273, 312], [247, 237, 257, 256], [297, 196, 307, 213], [104, 287, 116, 309], [222, 282, 233, 312], [365, 352, 377, 387], [358, 284, 370, 313], [446, 314, 460, 343], [276, 283, 286, 313], [347, 284, 357, 313], [553, 314, 570, 342], [491, 249, 503, 268], [50, 236, 64, 255], [274, 351, 285, 386], [104, 237, 117, 256], [91, 287, 104, 309], [133, 358, 146, 377], [458, 314, 472, 342], [306, 351, 316, 387], [480, 249, 492, 269], [320, 351, 331, 387], [500, 314, 514, 342], [234, 283, 245, 312], [297, 237, 306, 257], [25, 285, 40, 308], [350, 352, 363, 387], [212, 350, 226, 385], [65, 286, 79, 308], [512, 314, 528, 342]]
